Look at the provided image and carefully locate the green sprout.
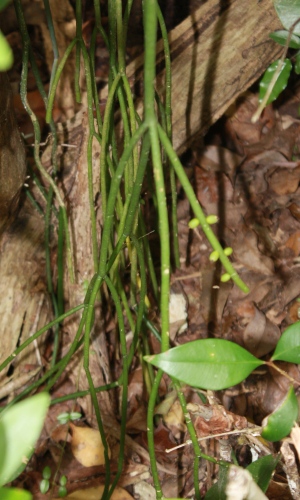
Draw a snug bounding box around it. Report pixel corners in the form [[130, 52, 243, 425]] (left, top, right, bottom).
[[224, 247, 233, 256], [57, 411, 82, 425], [221, 273, 231, 283], [206, 214, 219, 225], [188, 218, 200, 229], [209, 250, 219, 262]]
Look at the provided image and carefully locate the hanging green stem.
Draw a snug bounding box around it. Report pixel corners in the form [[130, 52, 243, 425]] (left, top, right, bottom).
[[157, 4, 180, 269], [75, 0, 82, 103], [43, 0, 59, 91], [45, 187, 59, 371], [100, 72, 122, 219], [157, 124, 249, 293], [122, 0, 134, 47], [105, 276, 128, 500], [83, 278, 111, 497], [80, 40, 101, 272], [14, 0, 75, 284], [107, 132, 151, 279], [143, 0, 170, 496], [98, 122, 148, 275], [89, 26, 103, 136], [137, 212, 159, 301], [144, 1, 170, 352], [50, 207, 65, 370], [57, 207, 65, 317], [147, 371, 164, 498], [174, 383, 201, 500], [46, 39, 77, 123], [50, 379, 119, 406]]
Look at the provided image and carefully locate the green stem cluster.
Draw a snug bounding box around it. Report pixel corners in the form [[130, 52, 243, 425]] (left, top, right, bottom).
[[3, 1, 250, 499]]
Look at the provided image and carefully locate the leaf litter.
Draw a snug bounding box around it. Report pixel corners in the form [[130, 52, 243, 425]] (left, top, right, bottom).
[[172, 86, 300, 497]]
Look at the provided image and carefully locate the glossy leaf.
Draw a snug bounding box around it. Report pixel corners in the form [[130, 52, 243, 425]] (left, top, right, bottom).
[[271, 321, 300, 363], [247, 455, 279, 492], [144, 339, 263, 390], [0, 393, 50, 486], [269, 29, 300, 48], [0, 487, 32, 500], [261, 386, 298, 442], [274, 0, 300, 36], [295, 52, 300, 74], [259, 59, 292, 105]]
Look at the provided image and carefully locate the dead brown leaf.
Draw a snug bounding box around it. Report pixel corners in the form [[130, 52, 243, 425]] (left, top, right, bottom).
[[70, 423, 110, 467], [195, 144, 244, 179], [187, 402, 248, 437], [163, 399, 187, 439], [228, 228, 274, 275], [267, 166, 300, 195], [242, 302, 281, 357], [225, 92, 275, 154], [285, 230, 300, 256]]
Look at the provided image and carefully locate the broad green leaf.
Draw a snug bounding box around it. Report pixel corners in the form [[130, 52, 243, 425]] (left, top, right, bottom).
[[0, 487, 32, 500], [247, 455, 279, 492], [261, 386, 298, 442], [144, 339, 263, 390], [0, 32, 13, 71], [295, 52, 300, 74], [271, 321, 300, 363], [269, 29, 300, 48], [274, 0, 300, 36], [259, 59, 292, 105], [204, 465, 228, 499], [0, 393, 50, 486]]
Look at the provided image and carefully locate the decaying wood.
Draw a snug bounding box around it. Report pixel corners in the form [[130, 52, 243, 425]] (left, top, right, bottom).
[[169, 0, 281, 153], [44, 111, 114, 419], [0, 201, 50, 383], [37, 0, 77, 118], [107, 0, 282, 154], [0, 72, 26, 234]]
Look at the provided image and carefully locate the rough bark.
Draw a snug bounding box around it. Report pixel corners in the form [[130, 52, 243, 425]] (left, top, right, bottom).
[[109, 0, 282, 154], [0, 72, 26, 235]]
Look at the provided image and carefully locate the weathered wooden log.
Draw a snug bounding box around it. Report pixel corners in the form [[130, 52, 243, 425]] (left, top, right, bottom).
[[169, 0, 282, 153], [110, 0, 282, 154]]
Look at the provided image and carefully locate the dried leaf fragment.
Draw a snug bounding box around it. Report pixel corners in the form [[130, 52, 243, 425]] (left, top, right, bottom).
[[70, 423, 110, 467]]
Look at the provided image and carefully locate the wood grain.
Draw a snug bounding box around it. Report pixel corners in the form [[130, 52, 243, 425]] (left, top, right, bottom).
[[0, 73, 26, 234], [110, 0, 282, 154]]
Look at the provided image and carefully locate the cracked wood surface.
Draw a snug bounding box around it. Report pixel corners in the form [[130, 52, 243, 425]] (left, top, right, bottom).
[[111, 0, 282, 154]]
